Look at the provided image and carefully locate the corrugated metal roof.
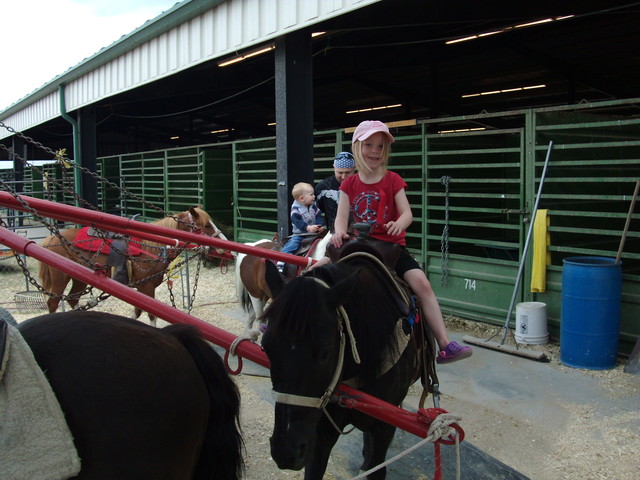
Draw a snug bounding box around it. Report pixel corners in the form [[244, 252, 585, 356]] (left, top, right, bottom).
[[0, 0, 380, 139]]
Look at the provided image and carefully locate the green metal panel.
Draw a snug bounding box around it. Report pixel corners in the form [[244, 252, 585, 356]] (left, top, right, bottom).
[[312, 129, 346, 187], [118, 153, 148, 218], [201, 145, 233, 230], [96, 156, 121, 215], [531, 103, 640, 352], [165, 148, 204, 212], [233, 137, 279, 243], [421, 116, 527, 328], [41, 163, 68, 205], [94, 98, 639, 355]]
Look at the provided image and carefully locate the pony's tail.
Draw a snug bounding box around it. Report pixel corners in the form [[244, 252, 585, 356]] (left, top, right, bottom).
[[235, 256, 254, 316], [38, 236, 55, 292], [38, 259, 51, 292], [165, 324, 244, 480], [239, 287, 253, 316]]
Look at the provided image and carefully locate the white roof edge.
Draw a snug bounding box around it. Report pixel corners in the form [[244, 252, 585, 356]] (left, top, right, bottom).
[[0, 0, 380, 141]]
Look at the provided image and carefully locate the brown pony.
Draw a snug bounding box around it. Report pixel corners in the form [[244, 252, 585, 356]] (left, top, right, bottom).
[[235, 239, 278, 335], [235, 234, 331, 336], [38, 207, 226, 324]]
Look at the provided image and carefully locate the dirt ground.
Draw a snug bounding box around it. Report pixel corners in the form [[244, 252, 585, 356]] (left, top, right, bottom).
[[2, 256, 639, 480]]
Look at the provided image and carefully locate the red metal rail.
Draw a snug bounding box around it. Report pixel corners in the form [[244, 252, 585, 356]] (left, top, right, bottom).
[[0, 193, 463, 446], [0, 192, 313, 268], [0, 225, 268, 367]]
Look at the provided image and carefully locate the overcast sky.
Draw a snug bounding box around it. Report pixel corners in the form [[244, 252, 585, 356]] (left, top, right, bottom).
[[0, 0, 179, 111]]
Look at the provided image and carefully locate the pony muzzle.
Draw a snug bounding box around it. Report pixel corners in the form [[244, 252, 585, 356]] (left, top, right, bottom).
[[269, 435, 308, 471]]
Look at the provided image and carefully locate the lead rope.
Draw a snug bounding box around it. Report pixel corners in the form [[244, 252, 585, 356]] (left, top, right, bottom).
[[346, 412, 462, 480]]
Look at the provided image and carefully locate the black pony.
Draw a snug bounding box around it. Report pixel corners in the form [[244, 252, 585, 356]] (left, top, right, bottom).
[[261, 243, 435, 480], [16, 311, 243, 480]]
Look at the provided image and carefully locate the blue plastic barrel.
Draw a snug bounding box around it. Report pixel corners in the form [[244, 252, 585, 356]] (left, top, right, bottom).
[[561, 256, 622, 369]]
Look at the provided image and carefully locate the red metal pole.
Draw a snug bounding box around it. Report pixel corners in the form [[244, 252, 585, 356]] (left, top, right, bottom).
[[0, 192, 315, 268], [334, 384, 430, 438], [0, 197, 460, 441], [0, 225, 438, 439], [0, 225, 269, 369]]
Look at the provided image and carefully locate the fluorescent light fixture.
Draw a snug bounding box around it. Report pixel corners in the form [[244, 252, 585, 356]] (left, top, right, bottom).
[[438, 127, 486, 134], [312, 31, 326, 38], [170, 136, 179, 140], [267, 122, 276, 126], [210, 128, 231, 134], [447, 35, 478, 45], [218, 45, 275, 67], [346, 103, 402, 114], [462, 84, 546, 98], [514, 18, 553, 28], [446, 15, 574, 45]]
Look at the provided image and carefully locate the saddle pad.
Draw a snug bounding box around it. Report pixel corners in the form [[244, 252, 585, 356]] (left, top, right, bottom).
[[74, 226, 142, 255], [0, 323, 81, 480]]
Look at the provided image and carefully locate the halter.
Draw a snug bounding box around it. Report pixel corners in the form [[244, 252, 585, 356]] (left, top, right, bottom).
[[271, 251, 414, 410], [271, 277, 361, 409], [208, 220, 224, 238], [184, 212, 202, 234], [185, 212, 224, 240]]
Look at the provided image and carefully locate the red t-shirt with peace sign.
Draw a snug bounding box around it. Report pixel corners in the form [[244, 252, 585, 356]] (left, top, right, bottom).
[[340, 171, 408, 246]]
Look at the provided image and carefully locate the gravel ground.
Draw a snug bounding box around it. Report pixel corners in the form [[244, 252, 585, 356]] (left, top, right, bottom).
[[1, 254, 638, 480]]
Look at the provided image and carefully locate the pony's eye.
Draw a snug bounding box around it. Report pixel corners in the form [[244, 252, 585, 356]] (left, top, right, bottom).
[[317, 349, 332, 363]]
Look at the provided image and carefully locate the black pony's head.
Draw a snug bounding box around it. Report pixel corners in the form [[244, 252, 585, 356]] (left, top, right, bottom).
[[260, 254, 407, 471]]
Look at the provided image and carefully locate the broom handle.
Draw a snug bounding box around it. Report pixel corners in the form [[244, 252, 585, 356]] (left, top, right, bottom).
[[501, 141, 553, 343], [616, 180, 640, 264]]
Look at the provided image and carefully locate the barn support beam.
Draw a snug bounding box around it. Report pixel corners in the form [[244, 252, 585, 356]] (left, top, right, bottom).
[[78, 106, 98, 208], [274, 29, 314, 245]]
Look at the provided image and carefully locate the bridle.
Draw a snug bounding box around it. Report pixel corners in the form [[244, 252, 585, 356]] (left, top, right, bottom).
[[271, 277, 361, 409], [181, 210, 225, 239], [270, 252, 412, 410]]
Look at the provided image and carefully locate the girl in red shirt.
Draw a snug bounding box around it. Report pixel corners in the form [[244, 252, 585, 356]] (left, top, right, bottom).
[[331, 120, 472, 364]]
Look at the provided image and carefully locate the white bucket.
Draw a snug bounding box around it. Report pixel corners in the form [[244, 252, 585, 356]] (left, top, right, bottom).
[[515, 302, 549, 345]]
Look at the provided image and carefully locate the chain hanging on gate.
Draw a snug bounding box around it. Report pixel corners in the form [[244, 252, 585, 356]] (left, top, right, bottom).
[[440, 176, 451, 287], [0, 122, 202, 232], [166, 250, 204, 314]]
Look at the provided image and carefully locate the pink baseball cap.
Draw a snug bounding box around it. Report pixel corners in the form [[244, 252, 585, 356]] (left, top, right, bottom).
[[352, 120, 395, 145]]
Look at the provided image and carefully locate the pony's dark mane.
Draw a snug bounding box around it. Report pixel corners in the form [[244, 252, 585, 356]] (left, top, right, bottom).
[[262, 275, 333, 345], [265, 253, 406, 385]]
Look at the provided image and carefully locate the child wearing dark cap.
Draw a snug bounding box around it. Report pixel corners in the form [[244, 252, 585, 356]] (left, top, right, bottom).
[[315, 152, 356, 232]]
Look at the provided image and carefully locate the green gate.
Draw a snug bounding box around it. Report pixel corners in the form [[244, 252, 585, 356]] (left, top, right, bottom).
[[100, 146, 233, 228], [90, 99, 639, 353], [422, 117, 527, 326]]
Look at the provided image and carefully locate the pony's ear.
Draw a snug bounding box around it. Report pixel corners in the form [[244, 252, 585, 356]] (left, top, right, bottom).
[[264, 260, 285, 298], [326, 269, 360, 311], [188, 206, 200, 219]]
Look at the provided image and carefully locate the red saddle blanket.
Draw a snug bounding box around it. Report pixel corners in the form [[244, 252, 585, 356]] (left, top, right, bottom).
[[73, 227, 143, 256]]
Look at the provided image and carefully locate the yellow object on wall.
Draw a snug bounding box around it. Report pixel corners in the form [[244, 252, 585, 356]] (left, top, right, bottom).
[[530, 209, 551, 292]]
